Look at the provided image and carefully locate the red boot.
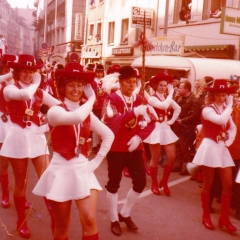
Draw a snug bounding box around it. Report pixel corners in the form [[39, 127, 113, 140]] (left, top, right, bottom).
[[82, 233, 99, 240], [14, 196, 30, 238], [150, 167, 160, 195], [201, 192, 214, 230], [219, 194, 237, 232], [44, 197, 55, 235], [159, 165, 172, 196], [123, 167, 130, 178], [0, 173, 9, 208], [142, 151, 151, 176]]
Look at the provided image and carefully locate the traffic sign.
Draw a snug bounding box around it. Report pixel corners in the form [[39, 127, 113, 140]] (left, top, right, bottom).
[[131, 6, 153, 29], [42, 50, 48, 57], [41, 42, 48, 49]]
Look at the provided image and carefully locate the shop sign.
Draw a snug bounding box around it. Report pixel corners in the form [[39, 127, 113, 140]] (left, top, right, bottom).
[[147, 36, 185, 55], [220, 7, 240, 36], [81, 46, 100, 58], [131, 6, 153, 29], [75, 13, 83, 40], [112, 47, 133, 56], [38, 47, 54, 57]]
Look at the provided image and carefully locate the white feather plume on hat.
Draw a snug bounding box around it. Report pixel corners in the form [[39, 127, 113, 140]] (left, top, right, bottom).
[[102, 72, 120, 94]]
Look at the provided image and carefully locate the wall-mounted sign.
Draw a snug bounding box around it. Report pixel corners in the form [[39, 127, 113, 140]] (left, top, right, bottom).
[[81, 45, 102, 58], [112, 47, 133, 56], [131, 6, 154, 29], [148, 36, 185, 55], [220, 7, 240, 36], [75, 13, 83, 40]]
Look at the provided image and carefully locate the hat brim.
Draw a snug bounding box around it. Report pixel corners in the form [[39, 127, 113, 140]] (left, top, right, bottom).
[[149, 75, 173, 88], [55, 70, 95, 84], [8, 62, 44, 70], [205, 85, 237, 94]]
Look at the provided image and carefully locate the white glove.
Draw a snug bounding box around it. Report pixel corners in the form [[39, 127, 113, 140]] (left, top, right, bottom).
[[87, 153, 104, 172], [134, 105, 147, 117], [167, 84, 174, 96], [106, 100, 114, 118], [226, 95, 233, 107], [32, 72, 41, 86], [83, 84, 96, 101], [127, 135, 142, 152], [144, 90, 150, 101]]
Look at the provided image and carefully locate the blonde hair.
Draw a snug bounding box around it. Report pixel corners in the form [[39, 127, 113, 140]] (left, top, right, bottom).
[[195, 78, 207, 98]]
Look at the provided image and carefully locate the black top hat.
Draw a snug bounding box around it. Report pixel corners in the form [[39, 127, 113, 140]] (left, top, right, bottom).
[[95, 64, 104, 71], [119, 66, 137, 80]]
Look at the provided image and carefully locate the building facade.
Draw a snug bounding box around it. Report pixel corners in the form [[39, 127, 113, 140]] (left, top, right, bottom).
[[34, 0, 86, 64], [82, 0, 240, 70], [0, 0, 34, 56]]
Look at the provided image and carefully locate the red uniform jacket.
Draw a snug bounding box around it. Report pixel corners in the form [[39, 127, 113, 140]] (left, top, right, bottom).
[[102, 92, 155, 152], [7, 83, 43, 128], [49, 106, 91, 160]]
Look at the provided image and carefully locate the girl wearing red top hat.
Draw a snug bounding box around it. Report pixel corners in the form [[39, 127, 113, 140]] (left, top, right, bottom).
[[1, 54, 61, 238], [0, 54, 17, 208], [33, 62, 114, 240], [144, 72, 180, 195], [193, 79, 237, 232]]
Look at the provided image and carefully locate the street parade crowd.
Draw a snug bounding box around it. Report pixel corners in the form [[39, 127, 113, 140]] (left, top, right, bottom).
[[0, 52, 240, 240]]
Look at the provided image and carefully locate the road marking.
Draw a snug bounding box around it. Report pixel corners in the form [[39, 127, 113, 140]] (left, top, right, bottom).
[[118, 176, 190, 204]]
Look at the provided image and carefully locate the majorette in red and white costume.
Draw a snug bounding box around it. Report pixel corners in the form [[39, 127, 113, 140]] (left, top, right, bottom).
[[192, 79, 237, 232], [143, 72, 181, 196], [90, 64, 108, 152], [1, 54, 60, 238], [102, 66, 155, 236], [33, 62, 114, 240], [0, 54, 17, 209]]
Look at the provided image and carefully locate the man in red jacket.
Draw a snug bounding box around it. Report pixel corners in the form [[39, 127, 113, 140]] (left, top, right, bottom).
[[102, 66, 155, 236]]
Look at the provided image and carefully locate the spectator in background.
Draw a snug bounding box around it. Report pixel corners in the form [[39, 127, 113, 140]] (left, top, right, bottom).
[[179, 6, 187, 22], [84, 63, 95, 72], [172, 81, 201, 175]]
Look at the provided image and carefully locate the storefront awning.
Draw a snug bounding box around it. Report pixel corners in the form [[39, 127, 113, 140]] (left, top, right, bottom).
[[184, 44, 235, 59]]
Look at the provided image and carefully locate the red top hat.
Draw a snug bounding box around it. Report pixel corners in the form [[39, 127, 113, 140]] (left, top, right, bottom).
[[107, 64, 121, 74], [205, 79, 237, 93], [55, 62, 95, 84], [149, 72, 174, 88], [0, 54, 16, 68], [8, 54, 44, 70]]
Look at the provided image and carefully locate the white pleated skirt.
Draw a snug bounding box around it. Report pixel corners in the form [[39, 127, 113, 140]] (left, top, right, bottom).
[[0, 111, 11, 143], [1, 123, 49, 158], [33, 153, 102, 202], [144, 121, 178, 145], [236, 169, 240, 183], [192, 138, 235, 168]]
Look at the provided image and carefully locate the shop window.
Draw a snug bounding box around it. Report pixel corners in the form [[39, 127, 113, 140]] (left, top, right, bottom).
[[108, 21, 115, 45], [88, 24, 94, 42], [121, 18, 129, 44], [226, 0, 239, 8], [95, 22, 102, 43], [208, 0, 226, 19]]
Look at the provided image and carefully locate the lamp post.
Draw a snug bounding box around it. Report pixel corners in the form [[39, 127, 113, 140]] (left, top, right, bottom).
[[43, 0, 47, 42], [163, 0, 169, 36], [54, 0, 58, 53]]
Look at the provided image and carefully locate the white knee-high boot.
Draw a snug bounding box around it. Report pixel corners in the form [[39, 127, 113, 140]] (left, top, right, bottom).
[[107, 191, 118, 222], [120, 188, 140, 217]]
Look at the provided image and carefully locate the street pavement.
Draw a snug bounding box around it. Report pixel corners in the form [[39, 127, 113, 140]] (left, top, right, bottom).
[[0, 153, 240, 240]]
